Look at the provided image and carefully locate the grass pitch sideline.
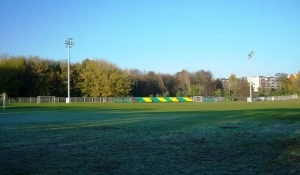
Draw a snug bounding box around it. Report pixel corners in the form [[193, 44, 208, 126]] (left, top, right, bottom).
[[0, 100, 299, 174]]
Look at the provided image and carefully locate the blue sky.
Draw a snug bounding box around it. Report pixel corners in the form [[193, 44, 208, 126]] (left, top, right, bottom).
[[1, 0, 299, 78]]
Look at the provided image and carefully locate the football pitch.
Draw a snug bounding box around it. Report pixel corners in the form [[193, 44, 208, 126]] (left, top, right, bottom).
[[0, 101, 299, 174]]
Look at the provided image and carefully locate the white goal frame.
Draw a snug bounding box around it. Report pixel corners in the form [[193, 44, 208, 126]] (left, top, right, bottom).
[[193, 96, 203, 102], [37, 96, 56, 103], [193, 96, 219, 102]]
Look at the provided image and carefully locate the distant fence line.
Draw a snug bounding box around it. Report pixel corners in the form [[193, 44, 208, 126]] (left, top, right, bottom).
[[265, 94, 298, 101], [6, 97, 121, 103], [2, 94, 298, 104]]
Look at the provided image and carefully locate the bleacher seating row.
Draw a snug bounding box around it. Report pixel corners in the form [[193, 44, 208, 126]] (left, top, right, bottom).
[[136, 97, 193, 103]]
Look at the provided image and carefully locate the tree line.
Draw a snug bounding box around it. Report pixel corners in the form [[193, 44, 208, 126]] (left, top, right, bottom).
[[1, 54, 299, 99]]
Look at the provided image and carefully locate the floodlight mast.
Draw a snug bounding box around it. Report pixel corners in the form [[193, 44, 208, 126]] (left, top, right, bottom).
[[248, 51, 254, 102], [2, 93, 5, 109], [65, 38, 74, 103]]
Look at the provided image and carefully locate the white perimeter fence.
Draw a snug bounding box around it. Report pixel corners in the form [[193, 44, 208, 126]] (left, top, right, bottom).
[[5, 97, 131, 103], [2, 94, 298, 104], [265, 94, 298, 101]]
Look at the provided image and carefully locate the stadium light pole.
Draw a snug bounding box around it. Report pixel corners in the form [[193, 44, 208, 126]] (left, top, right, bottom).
[[65, 38, 75, 103], [248, 51, 254, 102], [2, 93, 5, 109]]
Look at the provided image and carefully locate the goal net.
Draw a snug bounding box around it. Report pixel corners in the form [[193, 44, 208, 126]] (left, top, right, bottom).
[[193, 96, 203, 102], [193, 96, 219, 102], [203, 96, 218, 102], [37, 96, 56, 103]]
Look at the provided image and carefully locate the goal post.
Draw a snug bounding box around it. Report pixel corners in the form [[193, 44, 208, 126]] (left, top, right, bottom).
[[193, 96, 203, 102], [1, 93, 6, 109], [193, 96, 219, 102], [37, 96, 56, 103]]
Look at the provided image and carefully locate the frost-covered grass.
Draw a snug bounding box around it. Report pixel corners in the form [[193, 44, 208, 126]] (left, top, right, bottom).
[[0, 101, 299, 174]]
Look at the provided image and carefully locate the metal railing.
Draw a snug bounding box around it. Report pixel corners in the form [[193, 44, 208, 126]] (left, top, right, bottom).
[[4, 95, 298, 104], [6, 97, 134, 103], [265, 94, 298, 101]]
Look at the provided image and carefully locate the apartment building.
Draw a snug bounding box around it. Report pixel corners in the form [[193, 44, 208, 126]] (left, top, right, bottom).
[[222, 74, 297, 94], [247, 76, 278, 93]]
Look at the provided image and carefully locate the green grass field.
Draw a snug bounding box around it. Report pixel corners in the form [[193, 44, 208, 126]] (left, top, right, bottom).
[[1, 101, 300, 174]]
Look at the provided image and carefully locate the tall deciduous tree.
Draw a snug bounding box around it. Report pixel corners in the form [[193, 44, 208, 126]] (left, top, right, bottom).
[[27, 56, 64, 96], [275, 73, 289, 95], [145, 71, 166, 96], [0, 55, 26, 97], [234, 78, 249, 100], [127, 69, 144, 96], [70, 62, 83, 97], [160, 73, 176, 96], [192, 70, 204, 96], [228, 74, 237, 95], [175, 69, 191, 96], [128, 70, 167, 97], [214, 79, 223, 97], [295, 71, 300, 94], [288, 74, 297, 94], [80, 59, 132, 97], [192, 70, 216, 96]]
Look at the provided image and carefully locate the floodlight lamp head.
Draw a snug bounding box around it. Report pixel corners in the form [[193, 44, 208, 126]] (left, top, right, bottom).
[[248, 51, 254, 59], [65, 38, 75, 47]]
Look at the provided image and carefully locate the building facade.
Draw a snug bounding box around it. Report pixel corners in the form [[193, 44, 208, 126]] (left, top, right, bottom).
[[247, 76, 278, 93]]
